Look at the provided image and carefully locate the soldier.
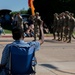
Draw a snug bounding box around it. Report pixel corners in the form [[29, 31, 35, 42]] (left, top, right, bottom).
[[61, 12, 66, 41], [33, 12, 42, 40], [67, 13, 75, 43], [63, 11, 70, 42], [53, 13, 59, 40], [58, 13, 64, 41], [16, 13, 23, 29]]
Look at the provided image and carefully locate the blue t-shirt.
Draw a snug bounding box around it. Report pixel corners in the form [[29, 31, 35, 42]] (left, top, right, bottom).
[[1, 40, 40, 68]]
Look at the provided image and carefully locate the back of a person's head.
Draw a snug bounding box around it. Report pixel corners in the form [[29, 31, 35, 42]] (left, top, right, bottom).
[[12, 26, 24, 40]]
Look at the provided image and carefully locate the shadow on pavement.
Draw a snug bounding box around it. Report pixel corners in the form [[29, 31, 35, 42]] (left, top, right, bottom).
[[40, 64, 75, 75]]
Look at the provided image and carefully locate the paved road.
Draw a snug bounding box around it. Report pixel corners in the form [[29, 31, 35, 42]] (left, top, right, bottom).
[[0, 36, 75, 75]]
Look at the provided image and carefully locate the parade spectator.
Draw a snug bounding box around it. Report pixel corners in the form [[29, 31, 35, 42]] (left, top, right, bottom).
[[0, 22, 44, 74], [0, 24, 5, 35]]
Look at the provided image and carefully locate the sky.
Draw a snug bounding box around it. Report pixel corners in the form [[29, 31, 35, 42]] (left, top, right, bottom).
[[0, 0, 29, 11]]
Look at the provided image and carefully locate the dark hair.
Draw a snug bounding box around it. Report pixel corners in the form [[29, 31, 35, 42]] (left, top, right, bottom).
[[12, 26, 24, 40]]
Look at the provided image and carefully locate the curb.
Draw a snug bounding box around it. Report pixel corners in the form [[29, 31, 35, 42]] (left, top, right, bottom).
[[1, 34, 53, 38]]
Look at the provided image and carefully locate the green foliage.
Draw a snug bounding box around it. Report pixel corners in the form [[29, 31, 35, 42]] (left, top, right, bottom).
[[10, 8, 29, 15], [26, 8, 32, 15], [4, 29, 12, 34], [10, 11, 19, 15], [19, 8, 27, 14]]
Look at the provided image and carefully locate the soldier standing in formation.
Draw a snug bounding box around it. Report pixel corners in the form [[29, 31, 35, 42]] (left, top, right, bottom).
[[53, 13, 59, 40], [68, 13, 75, 43], [53, 11, 75, 43]]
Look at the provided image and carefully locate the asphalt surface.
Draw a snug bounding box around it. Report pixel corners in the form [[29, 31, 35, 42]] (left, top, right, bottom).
[[0, 34, 75, 75]]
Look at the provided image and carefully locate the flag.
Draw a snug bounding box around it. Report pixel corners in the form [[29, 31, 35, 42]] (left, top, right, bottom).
[[28, 0, 31, 7], [28, 0, 35, 15]]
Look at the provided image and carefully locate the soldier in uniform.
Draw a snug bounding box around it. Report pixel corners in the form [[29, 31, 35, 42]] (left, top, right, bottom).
[[67, 13, 75, 43], [58, 13, 64, 41], [61, 12, 66, 41], [16, 13, 23, 29], [53, 13, 59, 40], [63, 11, 70, 42], [33, 12, 42, 40]]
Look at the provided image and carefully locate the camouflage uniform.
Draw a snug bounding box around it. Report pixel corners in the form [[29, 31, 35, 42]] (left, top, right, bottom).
[[63, 11, 70, 42], [17, 13, 23, 29], [33, 12, 42, 40], [62, 12, 66, 41], [68, 13, 75, 43], [58, 13, 63, 41], [53, 13, 59, 40]]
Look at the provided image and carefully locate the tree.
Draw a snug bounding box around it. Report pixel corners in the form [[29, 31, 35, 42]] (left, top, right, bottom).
[[26, 8, 32, 15], [19, 8, 27, 14]]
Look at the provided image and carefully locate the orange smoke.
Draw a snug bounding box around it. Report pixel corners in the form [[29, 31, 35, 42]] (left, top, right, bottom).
[[28, 0, 35, 15]]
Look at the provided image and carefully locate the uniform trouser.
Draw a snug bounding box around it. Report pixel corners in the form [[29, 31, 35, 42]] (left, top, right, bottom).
[[53, 28, 57, 39], [60, 28, 63, 40], [63, 27, 69, 41], [68, 30, 73, 42], [57, 27, 63, 40]]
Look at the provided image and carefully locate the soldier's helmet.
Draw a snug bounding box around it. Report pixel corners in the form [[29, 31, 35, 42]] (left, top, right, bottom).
[[35, 12, 39, 15], [65, 11, 69, 15], [54, 13, 58, 17]]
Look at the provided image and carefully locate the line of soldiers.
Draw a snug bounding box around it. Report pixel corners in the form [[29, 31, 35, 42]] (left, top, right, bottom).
[[53, 11, 75, 43]]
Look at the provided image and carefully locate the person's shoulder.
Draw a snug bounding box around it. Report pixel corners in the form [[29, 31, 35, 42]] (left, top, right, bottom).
[[5, 43, 13, 48], [28, 41, 40, 46], [3, 43, 13, 51]]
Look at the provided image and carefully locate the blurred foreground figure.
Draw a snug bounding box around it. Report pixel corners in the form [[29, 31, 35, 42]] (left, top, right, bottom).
[[0, 22, 44, 74]]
